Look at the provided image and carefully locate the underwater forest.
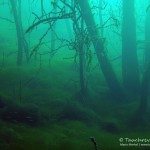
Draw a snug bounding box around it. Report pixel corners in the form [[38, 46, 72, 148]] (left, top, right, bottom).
[[0, 0, 150, 149]]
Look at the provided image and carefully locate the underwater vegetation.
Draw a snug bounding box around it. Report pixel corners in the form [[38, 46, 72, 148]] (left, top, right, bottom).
[[0, 0, 150, 149]]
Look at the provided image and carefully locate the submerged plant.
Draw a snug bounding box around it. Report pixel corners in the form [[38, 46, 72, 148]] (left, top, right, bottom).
[[90, 137, 99, 150]]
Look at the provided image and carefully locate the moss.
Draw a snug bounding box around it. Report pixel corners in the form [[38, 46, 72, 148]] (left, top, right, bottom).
[[0, 55, 150, 149]]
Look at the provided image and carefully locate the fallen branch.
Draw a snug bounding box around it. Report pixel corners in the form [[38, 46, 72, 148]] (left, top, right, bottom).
[[26, 12, 74, 33]]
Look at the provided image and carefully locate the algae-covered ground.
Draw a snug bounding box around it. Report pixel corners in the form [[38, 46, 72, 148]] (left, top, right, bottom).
[[0, 51, 150, 150]]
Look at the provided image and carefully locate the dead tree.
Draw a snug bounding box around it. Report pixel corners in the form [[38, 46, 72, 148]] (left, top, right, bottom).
[[122, 0, 140, 93], [78, 14, 86, 98], [26, 0, 123, 99], [137, 1, 150, 119], [77, 0, 123, 99], [99, 0, 104, 37], [145, 3, 150, 67], [50, 2, 57, 58], [10, 0, 29, 65], [18, 0, 30, 62], [10, 0, 23, 65]]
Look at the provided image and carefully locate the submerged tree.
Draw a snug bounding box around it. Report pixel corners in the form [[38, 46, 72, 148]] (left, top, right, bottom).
[[145, 3, 150, 67], [99, 0, 104, 37], [137, 1, 150, 120], [122, 0, 140, 93], [50, 1, 57, 58], [10, 0, 29, 65], [26, 0, 124, 100], [78, 0, 123, 99]]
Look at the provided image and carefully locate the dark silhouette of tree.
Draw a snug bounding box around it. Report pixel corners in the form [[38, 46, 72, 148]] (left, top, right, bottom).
[[137, 2, 150, 121], [145, 4, 150, 67], [26, 0, 124, 99], [122, 0, 140, 93], [78, 0, 123, 99], [10, 0, 29, 65]]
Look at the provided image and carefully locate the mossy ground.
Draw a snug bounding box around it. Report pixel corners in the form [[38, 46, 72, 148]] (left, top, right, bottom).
[[0, 46, 150, 150]]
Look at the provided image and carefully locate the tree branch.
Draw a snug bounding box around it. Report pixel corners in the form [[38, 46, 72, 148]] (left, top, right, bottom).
[[26, 12, 74, 33]]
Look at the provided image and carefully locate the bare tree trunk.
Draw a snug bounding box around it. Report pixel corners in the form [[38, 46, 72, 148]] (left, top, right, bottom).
[[51, 29, 56, 57], [18, 0, 30, 62], [78, 15, 86, 97], [138, 1, 150, 116], [122, 0, 140, 93], [10, 0, 29, 65], [41, 0, 44, 16], [10, 0, 23, 65], [99, 0, 104, 37], [77, 0, 123, 99], [50, 5, 57, 58], [65, 2, 73, 39], [139, 63, 150, 114], [145, 4, 150, 67]]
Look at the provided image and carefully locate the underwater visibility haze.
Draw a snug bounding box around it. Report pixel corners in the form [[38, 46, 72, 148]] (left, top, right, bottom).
[[0, 0, 150, 149]]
